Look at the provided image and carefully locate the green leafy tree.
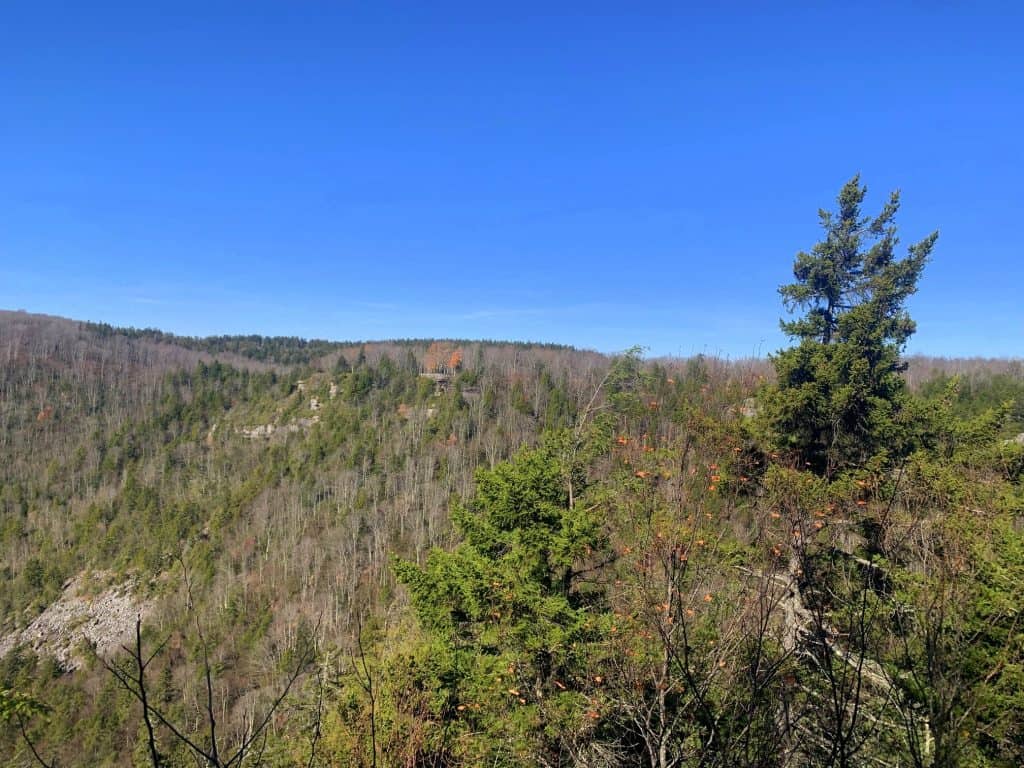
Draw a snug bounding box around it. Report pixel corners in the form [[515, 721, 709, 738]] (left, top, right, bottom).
[[1, 687, 52, 766], [766, 175, 938, 475], [393, 437, 611, 764]]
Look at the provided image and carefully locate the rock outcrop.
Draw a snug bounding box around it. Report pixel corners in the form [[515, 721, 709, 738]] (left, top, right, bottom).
[[0, 574, 150, 671]]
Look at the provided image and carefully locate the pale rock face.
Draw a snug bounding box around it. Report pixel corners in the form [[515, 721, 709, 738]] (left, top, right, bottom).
[[0, 574, 150, 671], [241, 423, 276, 439]]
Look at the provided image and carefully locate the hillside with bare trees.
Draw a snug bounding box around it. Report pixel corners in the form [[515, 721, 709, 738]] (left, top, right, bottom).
[[1, 306, 1022, 767]]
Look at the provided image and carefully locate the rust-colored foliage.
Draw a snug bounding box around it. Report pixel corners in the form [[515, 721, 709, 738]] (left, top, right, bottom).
[[423, 341, 465, 374]]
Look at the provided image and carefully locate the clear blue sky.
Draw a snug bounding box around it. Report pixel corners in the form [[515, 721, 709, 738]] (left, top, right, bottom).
[[2, 2, 1021, 358]]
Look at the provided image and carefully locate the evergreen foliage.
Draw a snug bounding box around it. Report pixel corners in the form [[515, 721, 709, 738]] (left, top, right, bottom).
[[393, 438, 612, 764], [766, 175, 938, 475]]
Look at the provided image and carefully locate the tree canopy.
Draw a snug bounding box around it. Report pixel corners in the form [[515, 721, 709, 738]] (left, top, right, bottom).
[[767, 175, 939, 475]]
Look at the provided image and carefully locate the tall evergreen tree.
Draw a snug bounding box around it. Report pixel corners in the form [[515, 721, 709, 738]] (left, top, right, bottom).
[[766, 175, 938, 475]]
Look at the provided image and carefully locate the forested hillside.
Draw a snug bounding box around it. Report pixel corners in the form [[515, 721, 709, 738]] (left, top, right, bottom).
[[2, 181, 1023, 767], [0, 310, 622, 764]]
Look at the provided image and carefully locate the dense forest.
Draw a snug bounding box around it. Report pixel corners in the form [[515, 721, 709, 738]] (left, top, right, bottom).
[[2, 178, 1023, 767]]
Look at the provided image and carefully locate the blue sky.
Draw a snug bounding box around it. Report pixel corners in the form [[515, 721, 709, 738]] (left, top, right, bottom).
[[2, 2, 1021, 358]]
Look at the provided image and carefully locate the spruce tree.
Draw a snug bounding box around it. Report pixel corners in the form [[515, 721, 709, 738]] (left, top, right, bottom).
[[766, 175, 938, 475], [393, 437, 610, 762]]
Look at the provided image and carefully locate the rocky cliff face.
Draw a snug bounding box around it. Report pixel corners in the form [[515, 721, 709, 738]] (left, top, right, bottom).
[[0, 574, 150, 671]]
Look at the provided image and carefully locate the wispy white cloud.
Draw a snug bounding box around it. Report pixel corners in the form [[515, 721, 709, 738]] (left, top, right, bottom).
[[351, 300, 400, 311], [449, 301, 713, 322], [455, 307, 554, 320]]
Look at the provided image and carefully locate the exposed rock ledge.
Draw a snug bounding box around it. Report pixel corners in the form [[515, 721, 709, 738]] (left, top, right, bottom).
[[0, 574, 150, 671]]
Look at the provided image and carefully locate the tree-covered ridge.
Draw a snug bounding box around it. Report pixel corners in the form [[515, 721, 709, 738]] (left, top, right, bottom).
[[81, 319, 581, 366], [1, 312, 620, 765]]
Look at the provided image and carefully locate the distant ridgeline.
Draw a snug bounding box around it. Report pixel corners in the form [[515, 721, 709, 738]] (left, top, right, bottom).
[[81, 319, 581, 366]]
